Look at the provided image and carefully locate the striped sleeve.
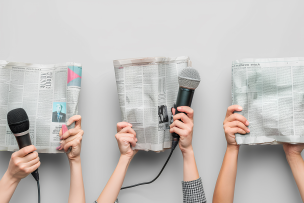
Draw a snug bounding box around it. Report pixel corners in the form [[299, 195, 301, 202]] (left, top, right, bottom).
[[182, 177, 207, 203]]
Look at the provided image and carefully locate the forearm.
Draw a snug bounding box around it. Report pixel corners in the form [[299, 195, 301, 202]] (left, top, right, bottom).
[[286, 153, 304, 201], [97, 155, 132, 203], [0, 172, 20, 203], [68, 157, 85, 203], [182, 147, 199, 181], [213, 145, 239, 203]]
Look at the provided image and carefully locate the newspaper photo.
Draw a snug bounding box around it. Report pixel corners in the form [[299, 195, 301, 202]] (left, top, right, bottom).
[[0, 60, 82, 153], [232, 57, 304, 145], [114, 56, 190, 151]]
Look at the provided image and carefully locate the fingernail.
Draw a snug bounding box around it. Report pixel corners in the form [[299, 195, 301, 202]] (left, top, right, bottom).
[[238, 107, 243, 111], [56, 146, 60, 150], [60, 136, 63, 140], [177, 107, 182, 110], [128, 123, 132, 126], [60, 140, 63, 144], [62, 124, 68, 134], [246, 121, 249, 125], [247, 128, 250, 132]]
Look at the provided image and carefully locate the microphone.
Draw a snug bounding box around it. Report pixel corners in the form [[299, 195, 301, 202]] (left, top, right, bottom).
[[7, 108, 40, 182], [172, 67, 201, 146]]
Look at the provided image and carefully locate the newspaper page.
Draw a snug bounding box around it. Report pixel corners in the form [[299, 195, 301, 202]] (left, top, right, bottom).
[[0, 60, 82, 153], [114, 56, 190, 151], [232, 57, 304, 145]]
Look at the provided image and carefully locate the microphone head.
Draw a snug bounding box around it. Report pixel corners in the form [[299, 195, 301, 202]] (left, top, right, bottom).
[[7, 108, 29, 134], [178, 67, 201, 90]]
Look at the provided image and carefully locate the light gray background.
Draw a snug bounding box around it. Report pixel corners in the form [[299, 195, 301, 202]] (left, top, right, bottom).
[[0, 0, 304, 202]]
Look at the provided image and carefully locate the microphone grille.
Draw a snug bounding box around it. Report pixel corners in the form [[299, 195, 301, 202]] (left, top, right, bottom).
[[7, 108, 29, 134], [178, 67, 201, 90]]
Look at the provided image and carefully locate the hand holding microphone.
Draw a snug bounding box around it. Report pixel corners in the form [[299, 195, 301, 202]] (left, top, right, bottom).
[[6, 145, 40, 182], [170, 106, 194, 154]]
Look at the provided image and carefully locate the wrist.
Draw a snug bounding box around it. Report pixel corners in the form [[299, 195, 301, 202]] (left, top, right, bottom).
[[69, 156, 81, 165], [285, 151, 302, 160], [2, 171, 20, 187], [182, 146, 194, 158], [227, 144, 240, 152]]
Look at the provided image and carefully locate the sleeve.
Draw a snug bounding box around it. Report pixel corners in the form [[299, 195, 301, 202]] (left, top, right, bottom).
[[182, 177, 207, 203]]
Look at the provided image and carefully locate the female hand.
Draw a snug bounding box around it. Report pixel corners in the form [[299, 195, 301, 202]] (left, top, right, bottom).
[[6, 145, 40, 181], [115, 122, 137, 159], [223, 105, 250, 146], [283, 143, 304, 157], [58, 115, 84, 161], [170, 106, 194, 154]]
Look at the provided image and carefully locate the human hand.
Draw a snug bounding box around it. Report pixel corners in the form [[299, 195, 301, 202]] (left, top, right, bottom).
[[283, 143, 304, 157], [115, 122, 137, 159], [58, 115, 84, 162], [170, 106, 194, 154], [6, 145, 40, 182], [223, 105, 249, 147]]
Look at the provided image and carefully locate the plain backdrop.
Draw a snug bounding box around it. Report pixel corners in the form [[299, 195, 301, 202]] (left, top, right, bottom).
[[0, 0, 304, 202]]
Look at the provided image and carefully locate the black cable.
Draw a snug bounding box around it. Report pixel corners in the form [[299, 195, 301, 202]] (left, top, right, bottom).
[[121, 138, 179, 190], [37, 180, 40, 203]]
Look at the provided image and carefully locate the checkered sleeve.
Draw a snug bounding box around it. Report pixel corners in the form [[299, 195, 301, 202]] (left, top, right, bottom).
[[182, 177, 207, 203]]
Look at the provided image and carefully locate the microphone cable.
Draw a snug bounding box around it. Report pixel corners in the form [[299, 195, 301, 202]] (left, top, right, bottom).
[[37, 180, 41, 203], [120, 138, 179, 190]]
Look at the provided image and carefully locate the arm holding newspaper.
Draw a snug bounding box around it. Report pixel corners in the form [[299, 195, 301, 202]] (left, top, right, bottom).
[[0, 145, 40, 203], [213, 105, 250, 203], [283, 143, 304, 202], [170, 106, 206, 203], [96, 122, 137, 203], [58, 115, 85, 203]]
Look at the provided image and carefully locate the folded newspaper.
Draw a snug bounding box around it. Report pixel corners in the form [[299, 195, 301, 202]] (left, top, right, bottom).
[[0, 61, 82, 153], [232, 57, 304, 145], [114, 56, 191, 151]]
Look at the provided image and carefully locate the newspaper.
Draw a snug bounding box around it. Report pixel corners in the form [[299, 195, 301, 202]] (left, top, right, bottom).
[[232, 57, 304, 145], [114, 56, 190, 151], [0, 60, 82, 153]]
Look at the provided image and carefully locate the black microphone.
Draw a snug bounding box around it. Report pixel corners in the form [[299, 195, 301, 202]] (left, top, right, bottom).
[[7, 108, 39, 182], [172, 67, 201, 147]]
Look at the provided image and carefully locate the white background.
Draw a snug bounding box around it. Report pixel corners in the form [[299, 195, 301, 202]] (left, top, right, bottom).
[[1, 0, 304, 202]]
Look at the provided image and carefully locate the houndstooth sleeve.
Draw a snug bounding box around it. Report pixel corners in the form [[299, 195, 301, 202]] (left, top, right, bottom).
[[182, 177, 207, 203]]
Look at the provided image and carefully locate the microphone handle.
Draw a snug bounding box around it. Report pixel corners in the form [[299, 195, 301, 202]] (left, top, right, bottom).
[[16, 134, 39, 181], [172, 87, 195, 139]]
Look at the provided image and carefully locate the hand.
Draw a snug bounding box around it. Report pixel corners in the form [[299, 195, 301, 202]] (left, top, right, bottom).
[[58, 115, 84, 161], [115, 122, 138, 159], [283, 144, 304, 157], [223, 105, 249, 147], [170, 106, 194, 154], [6, 145, 40, 181]]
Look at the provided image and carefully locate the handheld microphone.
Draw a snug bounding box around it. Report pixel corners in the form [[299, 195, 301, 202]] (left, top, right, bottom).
[[7, 108, 40, 181], [172, 67, 201, 144]]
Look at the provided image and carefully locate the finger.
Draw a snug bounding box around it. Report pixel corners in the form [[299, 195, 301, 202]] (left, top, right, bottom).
[[118, 126, 136, 136], [226, 105, 243, 118], [27, 161, 41, 173], [225, 121, 250, 133], [117, 122, 132, 132], [64, 137, 82, 152], [170, 127, 186, 137], [67, 115, 82, 128], [171, 107, 176, 115], [225, 113, 249, 126], [58, 134, 79, 150], [119, 136, 137, 147], [61, 128, 84, 140], [26, 156, 40, 168], [170, 120, 187, 130], [15, 145, 37, 157], [228, 127, 247, 135], [23, 151, 39, 163], [173, 113, 191, 124], [116, 133, 137, 141], [176, 106, 194, 119]]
